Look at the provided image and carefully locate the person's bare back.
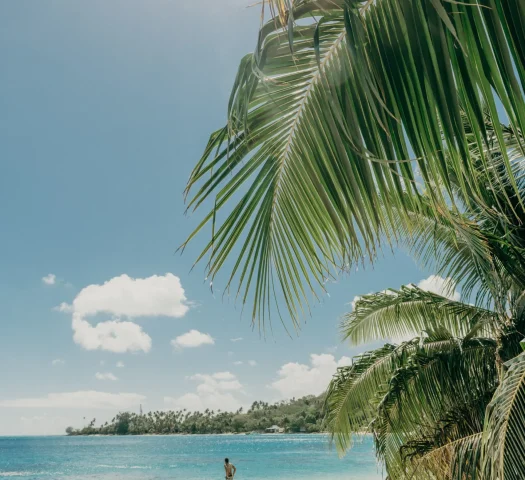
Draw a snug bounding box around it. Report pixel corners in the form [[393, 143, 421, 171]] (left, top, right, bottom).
[[224, 458, 236, 479]]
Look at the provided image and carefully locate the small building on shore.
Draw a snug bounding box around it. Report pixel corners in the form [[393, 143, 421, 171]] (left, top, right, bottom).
[[265, 425, 284, 434]]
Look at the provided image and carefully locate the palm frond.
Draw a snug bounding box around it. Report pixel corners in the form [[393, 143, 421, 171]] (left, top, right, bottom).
[[406, 432, 483, 480], [324, 331, 461, 451], [386, 197, 495, 303], [481, 351, 525, 479], [324, 334, 497, 459], [374, 341, 498, 477], [343, 286, 498, 345], [184, 0, 525, 325], [324, 343, 398, 452]]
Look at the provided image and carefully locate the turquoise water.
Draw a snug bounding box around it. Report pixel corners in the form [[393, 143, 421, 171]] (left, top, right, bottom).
[[0, 434, 383, 479]]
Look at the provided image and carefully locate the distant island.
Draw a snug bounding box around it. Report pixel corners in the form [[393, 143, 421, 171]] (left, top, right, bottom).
[[66, 395, 325, 435]]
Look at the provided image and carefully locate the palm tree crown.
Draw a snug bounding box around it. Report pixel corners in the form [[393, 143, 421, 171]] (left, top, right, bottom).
[[184, 1, 525, 478]]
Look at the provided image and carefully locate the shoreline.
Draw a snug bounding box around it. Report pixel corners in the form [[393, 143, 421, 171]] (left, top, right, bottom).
[[67, 432, 327, 437], [65, 431, 372, 437]]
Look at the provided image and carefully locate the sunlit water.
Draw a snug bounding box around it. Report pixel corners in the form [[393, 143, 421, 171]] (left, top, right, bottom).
[[0, 434, 384, 479]]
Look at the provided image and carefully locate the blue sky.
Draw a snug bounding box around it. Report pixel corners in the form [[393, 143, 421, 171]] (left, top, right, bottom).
[[0, 0, 444, 435]]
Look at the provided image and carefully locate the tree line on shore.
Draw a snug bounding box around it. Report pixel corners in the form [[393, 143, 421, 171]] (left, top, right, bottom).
[[66, 395, 325, 435]]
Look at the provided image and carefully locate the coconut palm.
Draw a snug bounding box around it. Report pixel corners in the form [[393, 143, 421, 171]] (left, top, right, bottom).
[[184, 0, 525, 328], [184, 1, 525, 476], [323, 114, 525, 477], [325, 281, 525, 478]]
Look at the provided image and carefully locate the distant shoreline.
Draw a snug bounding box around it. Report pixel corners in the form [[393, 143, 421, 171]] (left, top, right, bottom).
[[66, 431, 326, 437], [65, 396, 332, 437], [65, 431, 372, 437]]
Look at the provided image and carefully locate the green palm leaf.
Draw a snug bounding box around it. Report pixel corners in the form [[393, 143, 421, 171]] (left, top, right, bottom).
[[185, 0, 525, 325], [324, 332, 467, 451], [325, 333, 498, 479], [481, 351, 525, 479], [374, 340, 497, 477], [407, 432, 483, 480], [387, 197, 495, 302], [343, 286, 498, 345]]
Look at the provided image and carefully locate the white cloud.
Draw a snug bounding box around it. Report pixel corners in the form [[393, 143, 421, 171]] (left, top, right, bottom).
[[208, 372, 236, 381], [0, 391, 145, 409], [165, 371, 245, 412], [70, 273, 189, 319], [51, 359, 65, 366], [54, 302, 73, 313], [99, 360, 105, 366], [72, 315, 152, 353], [56, 273, 190, 353], [95, 372, 118, 381], [189, 372, 243, 392], [417, 275, 460, 301], [233, 361, 243, 366], [42, 274, 56, 285], [171, 330, 214, 349], [116, 361, 125, 368], [230, 338, 243, 342], [248, 360, 257, 367], [271, 354, 351, 399], [165, 392, 242, 413]]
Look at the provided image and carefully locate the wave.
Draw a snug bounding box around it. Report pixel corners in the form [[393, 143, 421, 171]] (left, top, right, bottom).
[[97, 464, 152, 469], [0, 473, 62, 478]]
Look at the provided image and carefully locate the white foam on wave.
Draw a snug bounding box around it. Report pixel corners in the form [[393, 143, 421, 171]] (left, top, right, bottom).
[[0, 473, 61, 478], [97, 464, 151, 469], [0, 474, 33, 478]]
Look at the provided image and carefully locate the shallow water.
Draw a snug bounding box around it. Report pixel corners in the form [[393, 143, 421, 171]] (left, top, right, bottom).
[[0, 434, 384, 479]]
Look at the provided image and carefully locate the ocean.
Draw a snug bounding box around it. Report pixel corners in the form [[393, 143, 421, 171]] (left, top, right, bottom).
[[0, 434, 383, 479]]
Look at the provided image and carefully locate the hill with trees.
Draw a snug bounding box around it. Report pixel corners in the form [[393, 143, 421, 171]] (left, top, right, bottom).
[[66, 395, 326, 435]]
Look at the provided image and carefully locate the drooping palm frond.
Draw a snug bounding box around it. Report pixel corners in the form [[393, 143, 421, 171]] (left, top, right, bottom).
[[324, 342, 398, 452], [374, 340, 498, 478], [481, 350, 525, 479], [342, 286, 498, 345], [325, 334, 499, 478], [185, 0, 525, 326], [324, 331, 471, 450], [385, 197, 495, 303], [405, 432, 483, 480]]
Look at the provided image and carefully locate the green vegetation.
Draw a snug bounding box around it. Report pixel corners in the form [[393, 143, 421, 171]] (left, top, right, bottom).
[[183, 0, 525, 478], [323, 113, 525, 478], [66, 396, 326, 435]]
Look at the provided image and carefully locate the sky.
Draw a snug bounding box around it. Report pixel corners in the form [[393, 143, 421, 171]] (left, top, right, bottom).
[[0, 0, 454, 435]]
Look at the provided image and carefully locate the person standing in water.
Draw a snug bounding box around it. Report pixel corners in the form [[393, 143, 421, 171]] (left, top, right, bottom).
[[224, 458, 236, 479]]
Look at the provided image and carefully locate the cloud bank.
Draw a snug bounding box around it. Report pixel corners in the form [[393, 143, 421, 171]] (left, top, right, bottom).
[[0, 391, 145, 409]]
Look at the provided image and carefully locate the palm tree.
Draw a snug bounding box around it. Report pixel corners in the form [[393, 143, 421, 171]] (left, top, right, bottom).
[[325, 283, 525, 478], [183, 1, 525, 476], [323, 114, 525, 478], [184, 0, 525, 328]]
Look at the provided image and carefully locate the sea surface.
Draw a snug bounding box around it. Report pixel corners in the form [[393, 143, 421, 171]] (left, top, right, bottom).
[[0, 434, 383, 479]]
